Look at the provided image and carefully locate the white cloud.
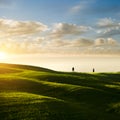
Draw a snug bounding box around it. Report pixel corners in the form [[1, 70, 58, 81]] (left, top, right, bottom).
[[95, 38, 117, 46], [70, 0, 93, 14], [46, 39, 69, 47], [95, 38, 106, 45], [107, 38, 117, 45], [97, 18, 120, 37], [46, 38, 94, 48], [97, 18, 116, 27], [50, 23, 91, 38], [0, 19, 48, 37], [70, 38, 94, 47], [0, 37, 47, 54], [70, 4, 85, 14]]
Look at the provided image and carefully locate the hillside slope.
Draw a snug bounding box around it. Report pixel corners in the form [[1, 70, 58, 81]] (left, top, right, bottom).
[[0, 63, 120, 120]]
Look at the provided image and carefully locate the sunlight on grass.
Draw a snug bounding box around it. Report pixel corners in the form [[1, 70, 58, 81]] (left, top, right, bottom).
[[39, 80, 94, 91], [0, 92, 65, 105], [105, 84, 120, 90]]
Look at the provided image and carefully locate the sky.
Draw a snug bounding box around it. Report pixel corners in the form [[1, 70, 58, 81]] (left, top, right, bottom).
[[0, 0, 120, 55]]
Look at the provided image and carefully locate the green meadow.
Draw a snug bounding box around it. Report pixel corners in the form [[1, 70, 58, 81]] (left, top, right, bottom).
[[0, 63, 120, 120]]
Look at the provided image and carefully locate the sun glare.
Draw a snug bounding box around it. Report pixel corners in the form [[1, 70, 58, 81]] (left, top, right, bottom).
[[0, 52, 7, 60]]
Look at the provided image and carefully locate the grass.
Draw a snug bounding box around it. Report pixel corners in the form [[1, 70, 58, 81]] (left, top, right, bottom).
[[0, 63, 120, 120]]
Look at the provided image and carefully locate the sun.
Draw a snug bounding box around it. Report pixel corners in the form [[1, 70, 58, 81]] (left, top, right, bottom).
[[0, 52, 7, 60]]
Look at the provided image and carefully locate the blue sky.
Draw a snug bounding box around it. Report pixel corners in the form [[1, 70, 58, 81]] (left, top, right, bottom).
[[0, 0, 120, 24], [0, 0, 120, 55]]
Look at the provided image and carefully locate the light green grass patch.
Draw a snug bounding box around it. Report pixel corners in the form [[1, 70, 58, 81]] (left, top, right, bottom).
[[105, 84, 120, 90], [0, 92, 65, 106]]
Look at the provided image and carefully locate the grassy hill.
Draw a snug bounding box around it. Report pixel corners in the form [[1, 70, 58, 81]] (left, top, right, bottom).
[[0, 63, 120, 120]]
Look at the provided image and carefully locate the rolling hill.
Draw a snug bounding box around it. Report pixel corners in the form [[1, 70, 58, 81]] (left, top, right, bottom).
[[0, 63, 120, 120]]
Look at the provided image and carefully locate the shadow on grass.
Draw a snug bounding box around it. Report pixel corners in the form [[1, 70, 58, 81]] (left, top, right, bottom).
[[20, 72, 120, 95]]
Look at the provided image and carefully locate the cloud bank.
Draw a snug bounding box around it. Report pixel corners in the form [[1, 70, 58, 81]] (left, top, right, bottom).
[[0, 18, 119, 55]]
